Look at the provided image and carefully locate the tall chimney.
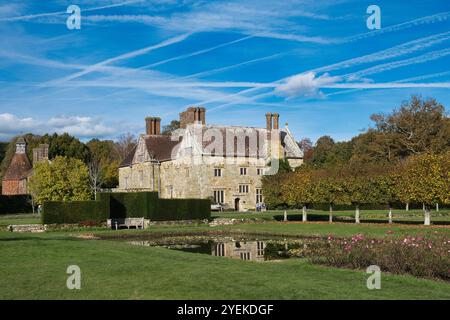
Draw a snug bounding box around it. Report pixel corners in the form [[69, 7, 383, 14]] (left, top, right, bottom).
[[145, 117, 154, 135], [265, 113, 272, 131], [199, 107, 206, 125], [272, 113, 279, 130], [180, 106, 205, 128], [145, 117, 161, 135], [154, 117, 161, 135]]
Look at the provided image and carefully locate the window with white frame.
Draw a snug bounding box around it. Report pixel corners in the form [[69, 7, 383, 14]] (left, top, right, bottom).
[[214, 168, 222, 177], [240, 167, 247, 175], [239, 184, 249, 193], [240, 252, 251, 260], [257, 168, 264, 176], [256, 188, 263, 204], [214, 243, 225, 256], [213, 190, 225, 204], [257, 241, 264, 256]]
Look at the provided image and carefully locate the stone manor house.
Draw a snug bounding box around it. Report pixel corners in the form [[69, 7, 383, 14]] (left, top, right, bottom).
[[118, 107, 303, 211]]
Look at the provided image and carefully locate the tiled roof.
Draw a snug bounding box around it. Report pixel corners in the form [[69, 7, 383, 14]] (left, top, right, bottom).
[[119, 124, 303, 167], [119, 135, 181, 167], [2, 153, 32, 181], [144, 135, 180, 161]]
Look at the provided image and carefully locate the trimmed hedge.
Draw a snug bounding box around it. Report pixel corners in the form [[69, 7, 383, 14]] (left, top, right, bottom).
[[100, 192, 159, 219], [153, 198, 211, 221], [42, 200, 109, 224], [0, 195, 32, 214], [42, 192, 210, 224]]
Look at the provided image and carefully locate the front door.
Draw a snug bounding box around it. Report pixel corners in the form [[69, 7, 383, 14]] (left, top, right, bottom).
[[234, 198, 240, 211]]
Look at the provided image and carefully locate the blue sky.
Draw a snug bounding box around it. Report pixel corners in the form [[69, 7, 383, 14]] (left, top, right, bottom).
[[0, 0, 449, 143]]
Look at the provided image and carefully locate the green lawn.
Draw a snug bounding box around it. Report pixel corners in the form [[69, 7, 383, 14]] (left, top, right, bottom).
[[213, 208, 450, 223], [1, 212, 449, 299], [0, 214, 40, 228], [220, 221, 450, 238], [0, 231, 449, 300]]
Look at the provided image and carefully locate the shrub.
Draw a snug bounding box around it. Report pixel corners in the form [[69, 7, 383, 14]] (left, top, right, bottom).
[[281, 234, 450, 281]]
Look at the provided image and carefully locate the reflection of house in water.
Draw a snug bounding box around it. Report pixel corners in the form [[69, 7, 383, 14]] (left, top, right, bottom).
[[212, 240, 266, 261]]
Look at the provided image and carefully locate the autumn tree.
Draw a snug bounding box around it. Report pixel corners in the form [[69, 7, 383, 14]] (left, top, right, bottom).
[[371, 95, 449, 156], [344, 165, 384, 224], [374, 169, 398, 223], [404, 152, 449, 225], [87, 139, 120, 188], [28, 156, 91, 204], [298, 138, 313, 162], [282, 167, 314, 221], [115, 133, 137, 162], [262, 172, 291, 209], [312, 169, 350, 223]]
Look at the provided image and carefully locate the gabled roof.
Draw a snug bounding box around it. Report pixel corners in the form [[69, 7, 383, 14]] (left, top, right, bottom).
[[119, 135, 181, 167], [2, 153, 32, 181], [184, 124, 303, 159], [119, 124, 303, 167], [144, 135, 180, 161]]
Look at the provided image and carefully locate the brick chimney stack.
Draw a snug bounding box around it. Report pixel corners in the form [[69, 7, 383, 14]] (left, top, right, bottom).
[[180, 106, 206, 128], [154, 118, 161, 135], [145, 117, 161, 135], [265, 113, 272, 131], [272, 113, 279, 130]]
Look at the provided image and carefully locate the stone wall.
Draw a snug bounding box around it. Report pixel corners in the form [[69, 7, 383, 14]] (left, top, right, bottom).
[[159, 155, 266, 211], [7, 224, 46, 232], [118, 162, 159, 191], [288, 158, 303, 170]]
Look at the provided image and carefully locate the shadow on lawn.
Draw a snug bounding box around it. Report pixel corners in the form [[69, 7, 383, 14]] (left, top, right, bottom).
[[0, 235, 82, 242], [273, 214, 450, 225]]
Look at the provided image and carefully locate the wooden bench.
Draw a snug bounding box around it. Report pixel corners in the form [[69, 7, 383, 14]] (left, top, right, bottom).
[[107, 218, 145, 230]]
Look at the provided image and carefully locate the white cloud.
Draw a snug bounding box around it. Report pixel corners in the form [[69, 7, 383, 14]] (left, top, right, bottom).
[[275, 72, 341, 98], [0, 113, 117, 139]]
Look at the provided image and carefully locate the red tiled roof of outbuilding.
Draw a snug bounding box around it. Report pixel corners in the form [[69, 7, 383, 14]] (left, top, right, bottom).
[[2, 153, 32, 181]]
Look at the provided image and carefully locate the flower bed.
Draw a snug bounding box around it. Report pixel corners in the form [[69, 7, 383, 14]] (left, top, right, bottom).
[[265, 234, 450, 281]]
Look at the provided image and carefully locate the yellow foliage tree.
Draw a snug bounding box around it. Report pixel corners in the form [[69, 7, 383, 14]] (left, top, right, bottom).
[[28, 156, 91, 204]]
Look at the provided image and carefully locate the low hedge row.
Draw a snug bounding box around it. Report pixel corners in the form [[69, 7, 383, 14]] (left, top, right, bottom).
[[42, 192, 210, 224], [0, 195, 33, 214]]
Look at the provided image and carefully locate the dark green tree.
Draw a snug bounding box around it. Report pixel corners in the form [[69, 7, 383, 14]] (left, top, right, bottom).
[[162, 120, 180, 135]]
